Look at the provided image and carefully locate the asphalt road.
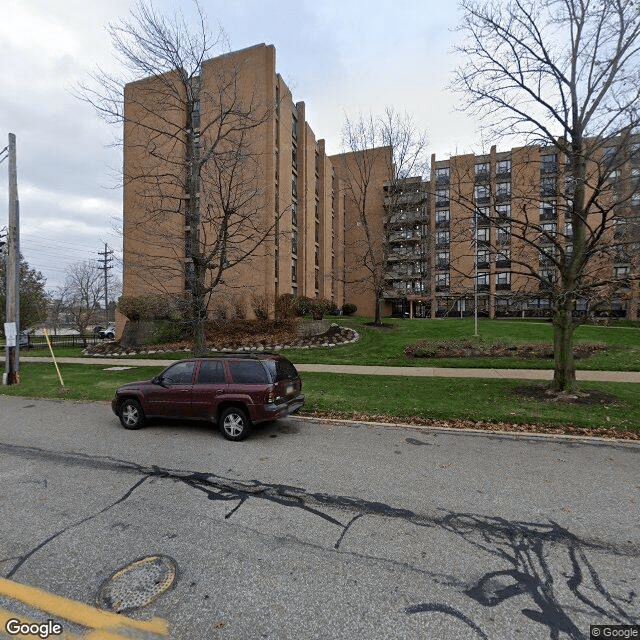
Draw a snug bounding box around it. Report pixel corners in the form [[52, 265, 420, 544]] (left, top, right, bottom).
[[0, 396, 638, 639]]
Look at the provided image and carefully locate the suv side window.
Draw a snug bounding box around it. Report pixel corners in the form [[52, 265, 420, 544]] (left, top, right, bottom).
[[264, 358, 298, 382], [197, 360, 225, 384], [162, 361, 195, 385], [229, 360, 269, 385]]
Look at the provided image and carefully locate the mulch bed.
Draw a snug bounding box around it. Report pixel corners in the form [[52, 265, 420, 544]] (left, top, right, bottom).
[[405, 339, 608, 360]]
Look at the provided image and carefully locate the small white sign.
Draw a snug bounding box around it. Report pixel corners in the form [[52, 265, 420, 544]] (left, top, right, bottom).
[[4, 322, 16, 347]]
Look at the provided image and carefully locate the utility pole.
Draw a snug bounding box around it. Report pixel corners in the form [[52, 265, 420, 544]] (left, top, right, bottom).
[[97, 243, 113, 323], [4, 133, 20, 384]]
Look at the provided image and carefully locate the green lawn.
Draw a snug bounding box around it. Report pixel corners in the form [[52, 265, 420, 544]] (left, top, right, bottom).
[[1, 362, 638, 434], [301, 372, 639, 433], [17, 317, 638, 371], [285, 317, 640, 371]]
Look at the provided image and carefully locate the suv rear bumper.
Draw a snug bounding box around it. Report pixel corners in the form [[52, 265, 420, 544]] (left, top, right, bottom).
[[258, 392, 305, 422]]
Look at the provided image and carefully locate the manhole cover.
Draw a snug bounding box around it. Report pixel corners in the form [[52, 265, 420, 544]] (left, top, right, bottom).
[[97, 555, 177, 612]]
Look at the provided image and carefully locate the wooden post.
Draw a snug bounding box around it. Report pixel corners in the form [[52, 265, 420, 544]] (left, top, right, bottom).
[[4, 133, 19, 385]]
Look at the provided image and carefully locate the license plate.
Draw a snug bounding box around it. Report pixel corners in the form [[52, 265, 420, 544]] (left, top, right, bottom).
[[286, 384, 294, 395]]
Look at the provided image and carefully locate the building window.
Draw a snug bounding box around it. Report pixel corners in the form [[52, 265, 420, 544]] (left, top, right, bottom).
[[291, 145, 297, 170], [436, 189, 449, 205], [436, 166, 450, 180], [496, 182, 511, 197], [436, 273, 450, 287], [496, 271, 511, 288], [496, 225, 511, 243], [496, 204, 511, 219], [540, 176, 556, 196], [476, 249, 490, 267], [291, 229, 297, 255], [291, 258, 297, 282], [497, 248, 511, 266], [539, 200, 556, 220], [496, 159, 511, 175], [475, 162, 490, 176], [477, 271, 489, 289], [541, 153, 557, 172], [436, 230, 450, 246], [474, 184, 490, 201], [292, 113, 298, 139], [291, 174, 297, 198], [436, 209, 450, 224], [476, 227, 490, 243], [540, 222, 557, 236], [437, 251, 450, 268]]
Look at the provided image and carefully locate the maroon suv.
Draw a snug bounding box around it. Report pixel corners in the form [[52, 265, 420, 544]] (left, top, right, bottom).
[[111, 353, 304, 441]]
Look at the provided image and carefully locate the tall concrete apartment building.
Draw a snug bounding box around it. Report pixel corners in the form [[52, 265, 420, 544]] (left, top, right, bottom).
[[121, 43, 637, 328]]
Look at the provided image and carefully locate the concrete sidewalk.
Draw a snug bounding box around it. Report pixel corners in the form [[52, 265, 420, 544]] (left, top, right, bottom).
[[7, 356, 640, 382]]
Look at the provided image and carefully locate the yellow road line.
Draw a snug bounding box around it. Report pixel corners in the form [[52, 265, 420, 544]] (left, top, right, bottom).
[[0, 578, 168, 638]]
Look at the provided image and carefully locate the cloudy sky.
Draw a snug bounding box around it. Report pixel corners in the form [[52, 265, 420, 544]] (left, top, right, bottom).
[[0, 0, 481, 292]]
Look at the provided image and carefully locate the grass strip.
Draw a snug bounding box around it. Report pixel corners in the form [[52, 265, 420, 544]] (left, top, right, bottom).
[[299, 372, 639, 434], [0, 364, 637, 436]]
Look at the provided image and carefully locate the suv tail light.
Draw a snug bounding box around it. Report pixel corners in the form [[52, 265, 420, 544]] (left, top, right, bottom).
[[265, 387, 276, 404]]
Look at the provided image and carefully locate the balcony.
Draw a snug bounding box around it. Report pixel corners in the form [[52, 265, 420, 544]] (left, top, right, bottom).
[[496, 283, 511, 291], [496, 259, 511, 269]]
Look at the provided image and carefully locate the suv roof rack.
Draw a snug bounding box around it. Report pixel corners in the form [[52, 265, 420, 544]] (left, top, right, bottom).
[[204, 351, 279, 359]]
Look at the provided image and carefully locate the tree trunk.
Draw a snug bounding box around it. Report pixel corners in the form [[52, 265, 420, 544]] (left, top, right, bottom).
[[551, 302, 577, 392], [374, 294, 382, 326]]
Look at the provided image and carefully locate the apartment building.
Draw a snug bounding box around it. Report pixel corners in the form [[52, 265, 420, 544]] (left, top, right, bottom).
[[120, 43, 394, 333], [384, 143, 639, 320], [120, 42, 637, 327]]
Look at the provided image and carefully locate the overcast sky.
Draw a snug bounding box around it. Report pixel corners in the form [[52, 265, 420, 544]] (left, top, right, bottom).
[[0, 0, 482, 293]]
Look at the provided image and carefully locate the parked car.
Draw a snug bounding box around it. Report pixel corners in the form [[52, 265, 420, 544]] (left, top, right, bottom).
[[111, 353, 305, 441], [18, 330, 32, 349], [99, 324, 116, 339]]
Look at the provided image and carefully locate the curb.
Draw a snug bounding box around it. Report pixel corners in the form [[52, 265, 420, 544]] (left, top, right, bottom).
[[294, 415, 640, 447]]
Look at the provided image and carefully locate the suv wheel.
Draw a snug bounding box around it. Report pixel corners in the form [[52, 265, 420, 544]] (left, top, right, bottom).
[[118, 399, 145, 430], [219, 407, 250, 441]]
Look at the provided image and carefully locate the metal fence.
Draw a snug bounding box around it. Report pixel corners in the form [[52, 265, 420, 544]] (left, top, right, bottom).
[[21, 335, 104, 351]]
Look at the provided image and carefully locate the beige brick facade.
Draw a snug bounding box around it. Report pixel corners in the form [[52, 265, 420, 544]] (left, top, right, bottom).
[[120, 44, 638, 332]]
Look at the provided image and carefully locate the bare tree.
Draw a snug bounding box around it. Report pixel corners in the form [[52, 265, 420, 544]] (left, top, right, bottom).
[[77, 1, 276, 355], [337, 108, 429, 325], [452, 0, 640, 392], [58, 261, 105, 343]]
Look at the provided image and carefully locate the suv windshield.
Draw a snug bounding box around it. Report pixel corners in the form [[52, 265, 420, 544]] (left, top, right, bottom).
[[264, 358, 298, 382]]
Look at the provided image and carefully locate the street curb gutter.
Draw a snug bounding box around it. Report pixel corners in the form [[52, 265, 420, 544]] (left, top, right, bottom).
[[294, 415, 640, 448]]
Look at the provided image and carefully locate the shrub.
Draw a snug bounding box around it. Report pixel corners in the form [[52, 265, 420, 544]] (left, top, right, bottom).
[[251, 292, 272, 321], [293, 296, 313, 317], [342, 302, 357, 316], [152, 320, 184, 344], [308, 298, 335, 321], [275, 294, 296, 321], [117, 294, 186, 322], [210, 298, 229, 322], [228, 294, 247, 320]]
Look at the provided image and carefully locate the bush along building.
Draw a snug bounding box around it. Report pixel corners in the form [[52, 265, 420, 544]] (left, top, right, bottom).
[[119, 43, 638, 335]]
